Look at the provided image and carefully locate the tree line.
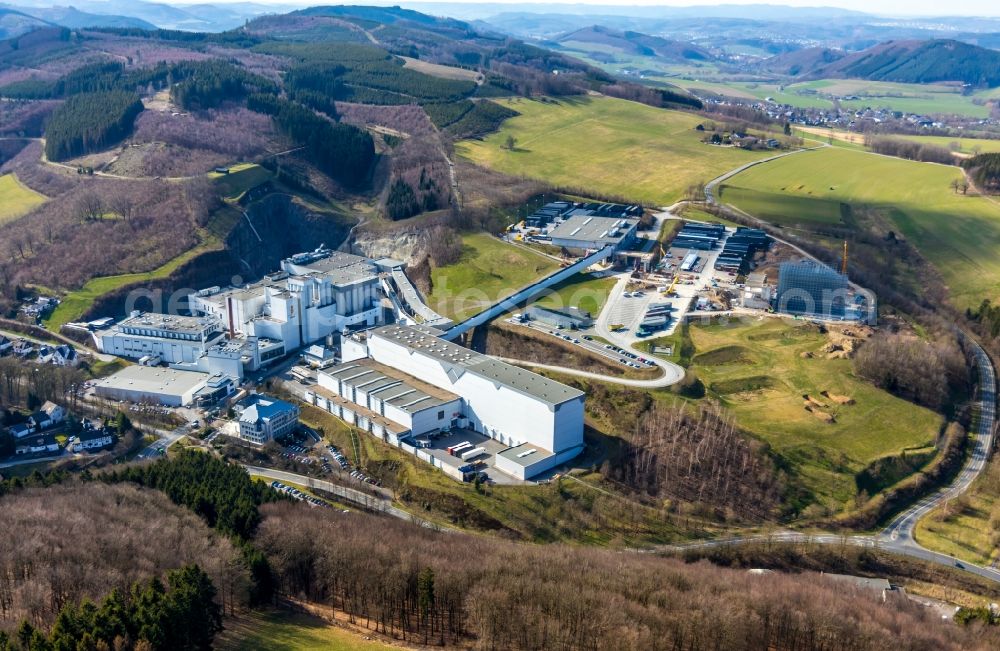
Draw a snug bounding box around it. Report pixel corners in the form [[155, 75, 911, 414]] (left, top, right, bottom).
[[854, 331, 969, 411], [247, 93, 375, 187], [255, 500, 1000, 651], [0, 564, 221, 651], [865, 135, 956, 165], [611, 403, 785, 521], [44, 91, 144, 161], [963, 152, 1000, 192]]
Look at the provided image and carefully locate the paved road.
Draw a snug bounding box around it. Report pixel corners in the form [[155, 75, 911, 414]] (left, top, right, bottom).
[[594, 276, 686, 384], [495, 356, 680, 389], [883, 337, 997, 544], [667, 529, 1000, 584], [703, 144, 826, 204], [136, 425, 189, 460]]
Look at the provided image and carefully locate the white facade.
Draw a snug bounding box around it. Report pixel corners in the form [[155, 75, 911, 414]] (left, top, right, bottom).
[[237, 395, 300, 445], [366, 326, 585, 459], [93, 366, 212, 407], [98, 312, 225, 365], [316, 361, 462, 437], [75, 431, 114, 451], [189, 251, 382, 352]]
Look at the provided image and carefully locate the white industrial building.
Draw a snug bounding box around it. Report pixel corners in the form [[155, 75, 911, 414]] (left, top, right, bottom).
[[546, 215, 639, 252], [95, 249, 384, 381], [309, 325, 585, 479], [313, 359, 462, 440], [236, 394, 300, 445], [189, 249, 382, 352], [95, 312, 283, 381], [92, 366, 235, 407], [98, 312, 225, 365]]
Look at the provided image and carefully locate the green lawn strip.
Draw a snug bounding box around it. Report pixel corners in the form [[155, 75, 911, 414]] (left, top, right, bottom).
[[215, 610, 395, 651], [427, 232, 559, 321], [0, 173, 46, 223]]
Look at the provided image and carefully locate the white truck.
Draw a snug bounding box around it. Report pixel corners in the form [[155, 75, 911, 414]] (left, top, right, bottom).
[[460, 446, 487, 461]]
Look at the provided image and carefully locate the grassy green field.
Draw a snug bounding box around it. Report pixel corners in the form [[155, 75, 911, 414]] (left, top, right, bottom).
[[527, 272, 615, 315], [456, 96, 776, 205], [0, 173, 46, 223], [721, 147, 1000, 308], [45, 238, 218, 331], [687, 318, 943, 508], [427, 233, 559, 320], [915, 450, 1000, 566], [216, 611, 395, 651], [210, 162, 271, 200], [300, 402, 695, 545]]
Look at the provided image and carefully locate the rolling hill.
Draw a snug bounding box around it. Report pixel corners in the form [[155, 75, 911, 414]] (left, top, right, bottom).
[[14, 5, 155, 30], [0, 6, 49, 39], [555, 25, 713, 62], [760, 39, 1000, 87]]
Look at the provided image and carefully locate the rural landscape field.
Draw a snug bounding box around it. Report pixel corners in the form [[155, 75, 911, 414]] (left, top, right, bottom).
[[457, 96, 777, 205], [721, 147, 1000, 308], [3, 1, 1000, 650]]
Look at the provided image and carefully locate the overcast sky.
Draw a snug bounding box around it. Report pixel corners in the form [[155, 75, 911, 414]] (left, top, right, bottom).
[[199, 0, 999, 18]]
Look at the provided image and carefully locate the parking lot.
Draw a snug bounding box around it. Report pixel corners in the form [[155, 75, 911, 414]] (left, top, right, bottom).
[[508, 318, 658, 370], [418, 428, 527, 485]]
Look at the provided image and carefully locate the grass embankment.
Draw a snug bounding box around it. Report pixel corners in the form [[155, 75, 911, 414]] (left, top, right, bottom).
[[0, 173, 46, 223], [456, 95, 777, 205], [216, 610, 396, 651], [916, 436, 1000, 566], [299, 403, 693, 545], [526, 272, 615, 315], [44, 164, 268, 331], [209, 162, 271, 201], [720, 146, 1000, 309], [426, 233, 559, 320], [685, 318, 943, 510], [44, 238, 218, 331]]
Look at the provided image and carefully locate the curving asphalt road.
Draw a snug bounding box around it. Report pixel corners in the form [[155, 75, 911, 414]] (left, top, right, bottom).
[[493, 356, 682, 389], [882, 337, 997, 545]]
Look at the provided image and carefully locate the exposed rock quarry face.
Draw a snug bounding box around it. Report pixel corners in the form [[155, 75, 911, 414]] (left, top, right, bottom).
[[351, 230, 425, 264]]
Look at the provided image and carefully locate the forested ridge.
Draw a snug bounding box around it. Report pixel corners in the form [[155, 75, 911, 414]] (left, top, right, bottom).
[[44, 91, 144, 161], [247, 93, 375, 187], [0, 449, 996, 650]]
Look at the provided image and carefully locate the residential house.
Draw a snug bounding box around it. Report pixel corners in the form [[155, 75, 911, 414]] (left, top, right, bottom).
[[15, 433, 60, 456], [0, 335, 11, 355], [74, 428, 115, 451], [8, 422, 33, 439], [40, 401, 66, 425], [28, 411, 53, 431], [49, 345, 78, 367], [12, 339, 33, 357]]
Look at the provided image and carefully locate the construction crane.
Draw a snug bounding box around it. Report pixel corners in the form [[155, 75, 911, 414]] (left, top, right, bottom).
[[663, 274, 680, 296], [840, 240, 848, 276]]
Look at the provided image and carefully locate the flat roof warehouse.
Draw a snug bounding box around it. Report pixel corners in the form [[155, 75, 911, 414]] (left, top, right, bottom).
[[548, 215, 639, 247], [374, 326, 584, 407]]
